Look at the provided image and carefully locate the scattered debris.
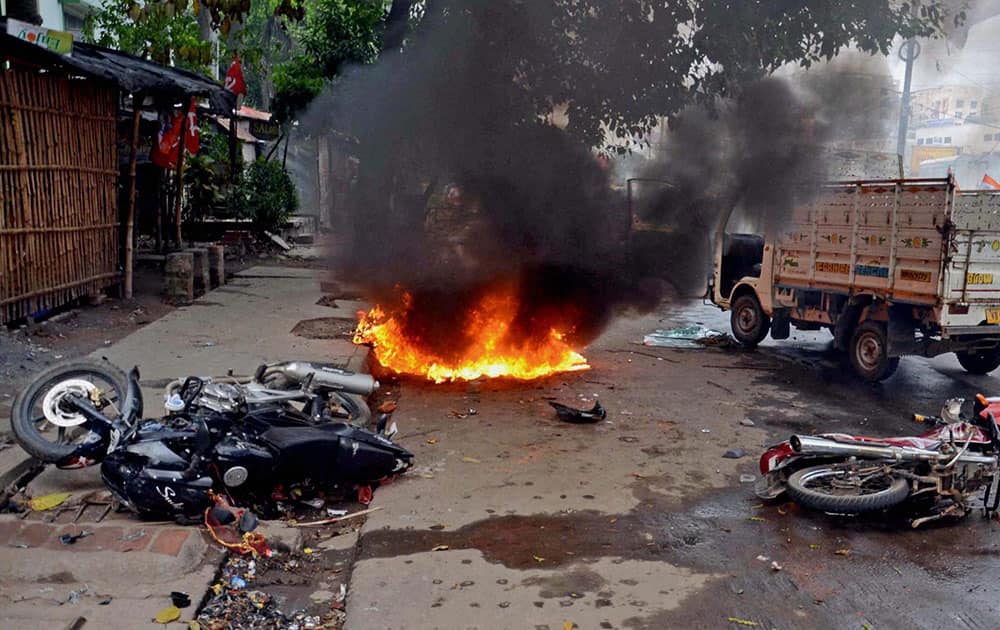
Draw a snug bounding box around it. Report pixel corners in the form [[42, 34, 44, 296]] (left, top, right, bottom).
[[549, 401, 606, 424], [431, 545, 450, 551], [739, 418, 756, 427], [834, 548, 851, 556], [643, 325, 730, 349], [770, 561, 783, 572], [722, 448, 747, 459], [264, 231, 292, 251], [29, 492, 72, 512], [59, 531, 93, 545], [171, 591, 191, 609], [461, 456, 481, 464], [294, 506, 382, 528], [154, 605, 181, 624], [426, 438, 438, 445], [739, 474, 756, 484], [121, 529, 146, 542], [727, 617, 759, 627], [326, 509, 348, 518]]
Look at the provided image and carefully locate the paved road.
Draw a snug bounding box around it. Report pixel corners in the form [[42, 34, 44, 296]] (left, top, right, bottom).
[[346, 300, 1000, 629]]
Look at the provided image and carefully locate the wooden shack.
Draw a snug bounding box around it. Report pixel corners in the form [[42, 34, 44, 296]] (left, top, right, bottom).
[[1, 26, 233, 323]]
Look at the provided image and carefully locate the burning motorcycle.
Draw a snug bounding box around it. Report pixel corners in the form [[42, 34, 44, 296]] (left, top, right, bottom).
[[757, 395, 1000, 527], [10, 358, 378, 468]]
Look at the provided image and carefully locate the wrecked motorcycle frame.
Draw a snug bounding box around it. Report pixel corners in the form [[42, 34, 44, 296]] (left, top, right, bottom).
[[64, 366, 411, 518], [757, 395, 1000, 527]]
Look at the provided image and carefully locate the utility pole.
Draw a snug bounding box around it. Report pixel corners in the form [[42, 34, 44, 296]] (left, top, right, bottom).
[[896, 3, 921, 175]]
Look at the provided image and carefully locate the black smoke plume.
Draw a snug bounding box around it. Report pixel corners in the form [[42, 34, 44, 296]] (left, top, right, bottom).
[[304, 3, 829, 354]]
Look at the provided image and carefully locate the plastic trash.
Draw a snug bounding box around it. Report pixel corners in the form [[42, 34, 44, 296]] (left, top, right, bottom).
[[642, 325, 727, 349], [29, 492, 72, 511], [549, 401, 607, 424]]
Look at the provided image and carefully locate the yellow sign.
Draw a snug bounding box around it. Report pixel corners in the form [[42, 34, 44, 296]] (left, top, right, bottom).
[[6, 18, 73, 55], [987, 309, 1000, 324], [967, 272, 994, 285], [901, 269, 932, 282], [816, 261, 850, 274]]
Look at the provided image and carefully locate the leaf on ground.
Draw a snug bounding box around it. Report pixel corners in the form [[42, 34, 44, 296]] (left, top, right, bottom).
[[461, 456, 480, 463], [29, 492, 72, 511], [431, 545, 450, 551], [154, 605, 181, 624], [746, 516, 766, 522], [727, 618, 759, 627], [834, 548, 851, 556], [533, 555, 545, 563], [427, 438, 437, 445]]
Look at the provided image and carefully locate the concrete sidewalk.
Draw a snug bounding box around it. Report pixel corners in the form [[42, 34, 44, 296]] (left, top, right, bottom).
[[0, 266, 362, 628]]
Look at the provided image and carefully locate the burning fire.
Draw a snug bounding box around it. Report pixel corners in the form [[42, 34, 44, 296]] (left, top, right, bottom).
[[353, 287, 590, 383]]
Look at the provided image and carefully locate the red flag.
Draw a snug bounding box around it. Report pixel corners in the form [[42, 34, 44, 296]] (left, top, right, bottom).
[[151, 112, 182, 169], [185, 97, 199, 156], [224, 53, 246, 96], [983, 173, 1000, 190]]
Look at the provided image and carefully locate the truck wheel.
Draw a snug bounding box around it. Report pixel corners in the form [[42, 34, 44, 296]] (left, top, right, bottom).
[[731, 294, 770, 347], [956, 347, 1000, 375], [848, 321, 899, 381]]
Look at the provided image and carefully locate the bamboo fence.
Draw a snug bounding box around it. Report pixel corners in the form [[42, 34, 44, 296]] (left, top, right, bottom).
[[0, 67, 120, 323]]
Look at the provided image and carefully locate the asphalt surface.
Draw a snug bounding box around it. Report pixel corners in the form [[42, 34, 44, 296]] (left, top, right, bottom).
[[347, 299, 1000, 629]]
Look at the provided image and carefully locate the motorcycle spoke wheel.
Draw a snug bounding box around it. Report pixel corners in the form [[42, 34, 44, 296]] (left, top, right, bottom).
[[11, 360, 128, 463], [787, 464, 910, 514]]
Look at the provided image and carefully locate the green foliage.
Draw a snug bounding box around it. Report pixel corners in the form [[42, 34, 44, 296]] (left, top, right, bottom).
[[183, 124, 230, 220], [234, 159, 299, 234], [396, 1, 953, 151], [268, 0, 387, 122], [183, 152, 223, 220], [294, 0, 385, 75], [84, 0, 213, 74]]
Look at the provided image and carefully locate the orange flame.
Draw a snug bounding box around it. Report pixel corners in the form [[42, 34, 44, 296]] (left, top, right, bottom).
[[353, 287, 590, 383]]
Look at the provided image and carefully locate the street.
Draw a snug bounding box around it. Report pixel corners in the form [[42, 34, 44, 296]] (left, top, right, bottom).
[[0, 269, 998, 628], [349, 300, 1000, 629]]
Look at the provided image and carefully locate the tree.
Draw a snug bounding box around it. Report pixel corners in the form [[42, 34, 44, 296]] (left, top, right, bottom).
[[383, 1, 955, 151], [84, 0, 213, 75], [267, 0, 387, 122]]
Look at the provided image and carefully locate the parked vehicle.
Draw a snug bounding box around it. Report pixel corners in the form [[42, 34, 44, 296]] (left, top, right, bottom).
[[710, 178, 1000, 380], [10, 359, 378, 467], [757, 395, 1000, 527], [16, 363, 411, 518]]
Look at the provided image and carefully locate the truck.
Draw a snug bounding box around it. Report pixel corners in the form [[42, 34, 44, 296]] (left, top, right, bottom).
[[709, 177, 1000, 381]]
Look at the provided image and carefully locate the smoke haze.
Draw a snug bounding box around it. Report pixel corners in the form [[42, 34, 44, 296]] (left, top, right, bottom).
[[303, 3, 888, 354]]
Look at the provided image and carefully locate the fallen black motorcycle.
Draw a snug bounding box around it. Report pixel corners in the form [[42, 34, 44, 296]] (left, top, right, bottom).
[[11, 360, 413, 518]]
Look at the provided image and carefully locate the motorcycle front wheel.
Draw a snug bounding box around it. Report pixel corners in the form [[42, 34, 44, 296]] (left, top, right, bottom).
[[787, 464, 909, 514], [10, 359, 128, 463]]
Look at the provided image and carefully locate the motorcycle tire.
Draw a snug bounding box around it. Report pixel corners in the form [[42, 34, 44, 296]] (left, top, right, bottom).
[[10, 359, 128, 463], [786, 464, 909, 514], [330, 392, 372, 428]]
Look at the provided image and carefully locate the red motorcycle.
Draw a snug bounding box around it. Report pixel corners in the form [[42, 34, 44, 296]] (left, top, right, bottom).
[[757, 395, 1000, 527]]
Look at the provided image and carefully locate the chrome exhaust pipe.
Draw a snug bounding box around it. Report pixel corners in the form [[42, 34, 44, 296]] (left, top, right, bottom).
[[272, 362, 379, 396], [790, 435, 996, 466]]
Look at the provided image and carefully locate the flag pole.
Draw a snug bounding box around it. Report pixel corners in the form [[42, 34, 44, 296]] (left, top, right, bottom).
[[173, 100, 190, 249]]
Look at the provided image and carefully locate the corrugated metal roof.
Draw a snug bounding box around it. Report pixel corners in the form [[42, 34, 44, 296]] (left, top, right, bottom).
[[1, 26, 235, 114]]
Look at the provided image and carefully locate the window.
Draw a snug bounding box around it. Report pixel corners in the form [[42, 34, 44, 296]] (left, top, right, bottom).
[[956, 111, 963, 119], [935, 137, 943, 144], [918, 138, 925, 145], [944, 137, 952, 144], [985, 134, 993, 142], [972, 100, 979, 108], [957, 99, 965, 108]]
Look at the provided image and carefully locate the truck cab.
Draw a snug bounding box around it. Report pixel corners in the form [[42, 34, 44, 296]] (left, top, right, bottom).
[[711, 178, 1000, 381]]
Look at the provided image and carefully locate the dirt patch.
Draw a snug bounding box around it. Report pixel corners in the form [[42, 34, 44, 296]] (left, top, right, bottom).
[[291, 317, 358, 340], [0, 267, 173, 435]]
